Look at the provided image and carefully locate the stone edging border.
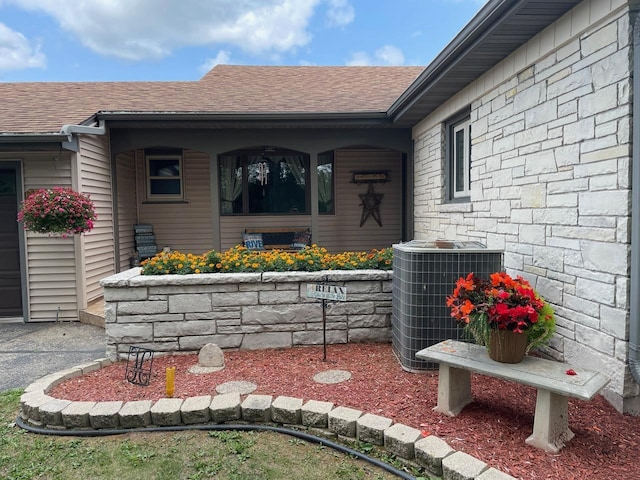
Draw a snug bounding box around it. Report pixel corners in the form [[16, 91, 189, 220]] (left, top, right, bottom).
[[18, 359, 515, 480]]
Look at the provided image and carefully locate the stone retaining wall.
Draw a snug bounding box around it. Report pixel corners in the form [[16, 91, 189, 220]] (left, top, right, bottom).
[[101, 269, 392, 360]]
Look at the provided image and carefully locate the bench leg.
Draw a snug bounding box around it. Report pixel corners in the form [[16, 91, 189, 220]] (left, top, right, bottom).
[[525, 389, 574, 453], [434, 364, 472, 417]]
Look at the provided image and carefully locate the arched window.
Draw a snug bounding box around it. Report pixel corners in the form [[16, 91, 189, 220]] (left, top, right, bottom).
[[219, 146, 310, 215]]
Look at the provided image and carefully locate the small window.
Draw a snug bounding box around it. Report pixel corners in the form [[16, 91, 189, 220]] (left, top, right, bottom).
[[446, 113, 471, 201], [146, 154, 183, 200], [318, 151, 334, 214]]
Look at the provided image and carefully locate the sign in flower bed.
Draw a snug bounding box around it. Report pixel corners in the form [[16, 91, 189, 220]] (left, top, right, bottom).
[[102, 245, 394, 361]]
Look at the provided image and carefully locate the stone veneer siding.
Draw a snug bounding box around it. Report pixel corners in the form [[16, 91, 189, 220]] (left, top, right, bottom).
[[412, 2, 636, 412], [101, 268, 392, 360]]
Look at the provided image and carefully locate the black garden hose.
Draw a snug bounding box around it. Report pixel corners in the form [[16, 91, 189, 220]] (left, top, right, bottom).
[[15, 416, 416, 480]]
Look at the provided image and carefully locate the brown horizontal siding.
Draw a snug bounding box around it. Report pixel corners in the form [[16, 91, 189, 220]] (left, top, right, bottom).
[[116, 152, 137, 270], [26, 233, 78, 321], [23, 154, 73, 191], [79, 134, 115, 303], [137, 149, 214, 254], [317, 148, 402, 252], [18, 153, 78, 321]]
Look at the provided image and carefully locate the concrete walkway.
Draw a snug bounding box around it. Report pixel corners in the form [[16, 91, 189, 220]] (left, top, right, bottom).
[[0, 322, 105, 391]]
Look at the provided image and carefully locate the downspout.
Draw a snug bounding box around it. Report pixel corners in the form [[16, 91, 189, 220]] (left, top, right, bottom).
[[60, 118, 108, 313], [630, 9, 640, 386]]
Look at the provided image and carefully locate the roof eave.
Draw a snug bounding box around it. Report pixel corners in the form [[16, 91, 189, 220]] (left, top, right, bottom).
[[388, 0, 582, 125], [388, 0, 523, 120], [0, 133, 69, 143], [96, 110, 399, 128]]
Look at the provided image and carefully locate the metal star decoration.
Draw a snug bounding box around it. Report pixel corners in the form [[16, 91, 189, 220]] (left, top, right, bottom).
[[359, 184, 384, 227]]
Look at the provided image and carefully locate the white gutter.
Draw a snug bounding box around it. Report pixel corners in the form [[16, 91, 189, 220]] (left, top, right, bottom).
[[60, 120, 106, 141]]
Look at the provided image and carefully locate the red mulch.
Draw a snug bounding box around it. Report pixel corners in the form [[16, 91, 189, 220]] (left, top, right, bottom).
[[50, 343, 640, 480]]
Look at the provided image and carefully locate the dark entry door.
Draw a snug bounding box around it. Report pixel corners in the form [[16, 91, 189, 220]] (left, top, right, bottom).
[[0, 168, 23, 317]]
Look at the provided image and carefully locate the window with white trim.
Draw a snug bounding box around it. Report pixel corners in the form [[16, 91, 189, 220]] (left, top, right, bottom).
[[146, 154, 183, 200], [446, 113, 471, 201]]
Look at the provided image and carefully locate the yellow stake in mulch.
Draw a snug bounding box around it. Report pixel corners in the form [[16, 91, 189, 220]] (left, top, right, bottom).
[[165, 366, 176, 397]]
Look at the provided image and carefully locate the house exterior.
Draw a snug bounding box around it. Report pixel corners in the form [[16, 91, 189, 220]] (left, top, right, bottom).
[[0, 67, 422, 324], [1, 0, 639, 414]]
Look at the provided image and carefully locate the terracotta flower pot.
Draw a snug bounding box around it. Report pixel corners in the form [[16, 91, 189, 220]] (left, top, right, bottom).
[[488, 329, 528, 363]]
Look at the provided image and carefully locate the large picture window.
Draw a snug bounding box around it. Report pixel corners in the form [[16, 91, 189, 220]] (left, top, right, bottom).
[[146, 151, 183, 200], [219, 147, 310, 215], [446, 112, 471, 201]]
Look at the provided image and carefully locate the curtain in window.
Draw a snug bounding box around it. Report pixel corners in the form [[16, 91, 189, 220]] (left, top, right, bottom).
[[283, 156, 305, 186], [318, 153, 333, 214], [318, 166, 332, 205], [219, 156, 242, 214]]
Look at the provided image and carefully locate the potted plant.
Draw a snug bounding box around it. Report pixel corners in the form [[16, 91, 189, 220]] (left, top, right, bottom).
[[446, 272, 555, 363], [17, 187, 97, 238]]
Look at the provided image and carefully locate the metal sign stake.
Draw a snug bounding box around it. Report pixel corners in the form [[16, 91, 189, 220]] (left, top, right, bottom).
[[322, 297, 327, 361], [305, 279, 347, 362]]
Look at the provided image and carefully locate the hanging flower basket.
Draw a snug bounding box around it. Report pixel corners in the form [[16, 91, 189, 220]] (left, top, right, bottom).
[[17, 187, 97, 238]]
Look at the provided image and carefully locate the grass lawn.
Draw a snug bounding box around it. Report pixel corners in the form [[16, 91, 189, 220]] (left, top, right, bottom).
[[1, 390, 429, 480]]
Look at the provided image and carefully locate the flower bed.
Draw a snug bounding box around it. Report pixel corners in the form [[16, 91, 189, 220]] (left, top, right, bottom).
[[101, 267, 392, 361], [140, 245, 393, 275]]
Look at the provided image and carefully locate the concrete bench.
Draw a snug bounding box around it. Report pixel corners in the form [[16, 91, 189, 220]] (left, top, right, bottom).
[[416, 340, 610, 453]]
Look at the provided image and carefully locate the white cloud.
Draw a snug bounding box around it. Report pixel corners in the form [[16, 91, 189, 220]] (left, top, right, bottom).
[[199, 50, 232, 73], [325, 0, 354, 27], [6, 0, 322, 61], [345, 51, 370, 66], [0, 22, 45, 73], [346, 45, 404, 66], [375, 45, 404, 65]]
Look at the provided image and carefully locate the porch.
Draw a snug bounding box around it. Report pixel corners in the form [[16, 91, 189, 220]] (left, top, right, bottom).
[[109, 127, 413, 274], [79, 297, 105, 328]]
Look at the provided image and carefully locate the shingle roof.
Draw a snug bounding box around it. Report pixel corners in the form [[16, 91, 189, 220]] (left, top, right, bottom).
[[0, 65, 423, 134]]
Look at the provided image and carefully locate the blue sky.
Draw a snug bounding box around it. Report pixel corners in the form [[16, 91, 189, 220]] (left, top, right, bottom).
[[0, 0, 487, 82]]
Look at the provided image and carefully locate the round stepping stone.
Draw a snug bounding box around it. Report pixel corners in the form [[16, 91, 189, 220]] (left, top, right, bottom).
[[313, 369, 352, 384], [189, 364, 225, 374], [216, 380, 257, 395]]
